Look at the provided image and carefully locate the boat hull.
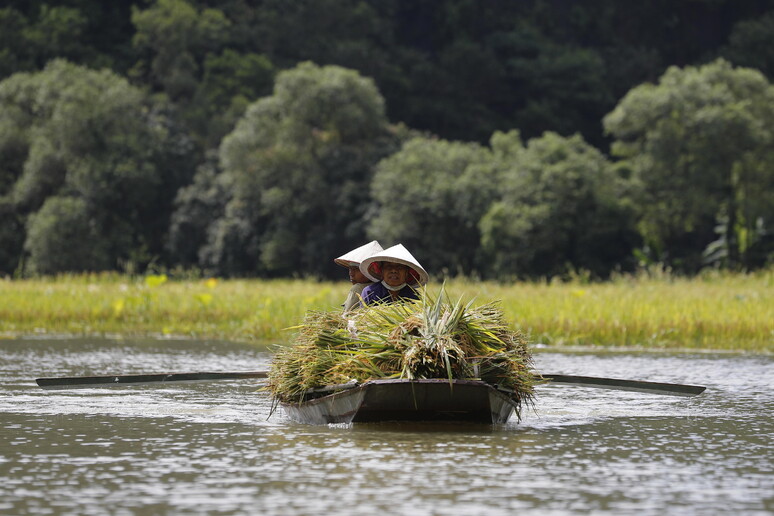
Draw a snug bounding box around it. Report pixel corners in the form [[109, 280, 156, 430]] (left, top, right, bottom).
[[281, 379, 518, 425]]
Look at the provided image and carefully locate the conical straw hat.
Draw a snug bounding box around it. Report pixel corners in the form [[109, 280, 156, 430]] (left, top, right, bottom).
[[359, 244, 429, 286], [334, 240, 383, 267]]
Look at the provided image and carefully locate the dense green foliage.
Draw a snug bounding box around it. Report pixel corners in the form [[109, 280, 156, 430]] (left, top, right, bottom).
[[479, 131, 640, 278], [0, 60, 195, 274], [604, 60, 774, 271], [369, 137, 492, 275], [171, 62, 403, 277], [0, 0, 773, 279]]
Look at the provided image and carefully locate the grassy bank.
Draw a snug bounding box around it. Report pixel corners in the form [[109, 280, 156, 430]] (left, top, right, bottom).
[[0, 270, 771, 352]]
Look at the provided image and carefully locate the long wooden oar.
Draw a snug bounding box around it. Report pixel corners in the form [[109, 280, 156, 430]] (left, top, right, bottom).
[[35, 371, 268, 390], [540, 374, 706, 396], [35, 371, 705, 396]]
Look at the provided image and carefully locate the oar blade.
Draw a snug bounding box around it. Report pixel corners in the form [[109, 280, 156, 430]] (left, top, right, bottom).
[[541, 374, 706, 396], [35, 371, 268, 390]]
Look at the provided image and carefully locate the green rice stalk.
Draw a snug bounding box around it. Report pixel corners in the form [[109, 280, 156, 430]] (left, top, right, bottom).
[[267, 286, 538, 419]]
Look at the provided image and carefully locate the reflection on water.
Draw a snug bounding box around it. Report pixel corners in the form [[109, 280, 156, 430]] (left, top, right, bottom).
[[1, 338, 772, 515]]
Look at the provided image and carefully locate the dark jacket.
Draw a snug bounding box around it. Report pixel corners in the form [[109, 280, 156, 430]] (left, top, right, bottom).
[[361, 282, 419, 305]]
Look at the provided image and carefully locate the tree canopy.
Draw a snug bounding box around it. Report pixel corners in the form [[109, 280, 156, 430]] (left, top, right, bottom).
[[1, 1, 774, 278], [368, 136, 493, 276], [604, 59, 774, 271], [0, 60, 192, 274], [171, 62, 403, 277], [479, 131, 639, 279]]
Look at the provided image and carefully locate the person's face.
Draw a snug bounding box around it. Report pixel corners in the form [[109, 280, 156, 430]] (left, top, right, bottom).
[[348, 266, 370, 284], [382, 261, 409, 287]]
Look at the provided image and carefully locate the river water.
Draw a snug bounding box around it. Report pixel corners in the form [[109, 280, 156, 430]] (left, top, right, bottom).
[[1, 338, 771, 515]]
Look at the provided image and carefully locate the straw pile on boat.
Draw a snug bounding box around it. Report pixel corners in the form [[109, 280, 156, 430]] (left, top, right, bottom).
[[267, 289, 538, 419]]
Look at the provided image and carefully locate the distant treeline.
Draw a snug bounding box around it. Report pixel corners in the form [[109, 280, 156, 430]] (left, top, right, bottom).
[[1, 0, 773, 279]]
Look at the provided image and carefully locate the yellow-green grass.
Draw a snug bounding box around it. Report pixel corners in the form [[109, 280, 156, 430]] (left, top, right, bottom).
[[0, 270, 771, 352], [445, 270, 773, 352]]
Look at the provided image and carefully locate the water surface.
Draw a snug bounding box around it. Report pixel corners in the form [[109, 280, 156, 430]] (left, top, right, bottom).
[[1, 338, 771, 515]]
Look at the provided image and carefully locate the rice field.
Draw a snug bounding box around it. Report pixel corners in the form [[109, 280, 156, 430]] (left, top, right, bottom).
[[0, 270, 771, 352]]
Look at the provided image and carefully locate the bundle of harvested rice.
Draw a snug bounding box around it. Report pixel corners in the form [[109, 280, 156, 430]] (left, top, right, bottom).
[[267, 288, 538, 419]]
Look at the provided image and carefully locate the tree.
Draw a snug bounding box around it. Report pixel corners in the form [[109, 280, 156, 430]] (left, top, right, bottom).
[[604, 59, 774, 271], [177, 61, 401, 277], [23, 5, 90, 67], [24, 196, 113, 274], [1, 5, 89, 78], [0, 3, 132, 80], [479, 131, 639, 279], [189, 49, 275, 148], [0, 59, 191, 274], [722, 11, 774, 79], [132, 0, 275, 148], [0, 7, 31, 78], [167, 152, 232, 269], [490, 22, 614, 147], [367, 136, 493, 276], [0, 197, 24, 275], [131, 0, 231, 101]]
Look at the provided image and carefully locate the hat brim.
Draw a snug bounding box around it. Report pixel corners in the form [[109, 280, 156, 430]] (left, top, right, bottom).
[[334, 241, 383, 268], [333, 259, 359, 268], [359, 244, 428, 286]]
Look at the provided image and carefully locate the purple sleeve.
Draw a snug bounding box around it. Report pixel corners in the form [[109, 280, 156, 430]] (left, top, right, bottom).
[[362, 283, 392, 305], [361, 284, 378, 305]]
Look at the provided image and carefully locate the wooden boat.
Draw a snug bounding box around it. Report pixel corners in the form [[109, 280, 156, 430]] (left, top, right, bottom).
[[280, 378, 520, 425]]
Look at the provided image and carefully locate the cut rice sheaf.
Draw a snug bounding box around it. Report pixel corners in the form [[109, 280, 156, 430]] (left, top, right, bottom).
[[267, 288, 538, 419]]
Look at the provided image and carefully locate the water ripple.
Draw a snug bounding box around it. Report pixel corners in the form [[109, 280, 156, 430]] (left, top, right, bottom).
[[1, 339, 771, 515]]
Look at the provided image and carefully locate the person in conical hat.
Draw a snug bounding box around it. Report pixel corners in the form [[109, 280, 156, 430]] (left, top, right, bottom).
[[359, 244, 428, 305], [334, 240, 383, 312]]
